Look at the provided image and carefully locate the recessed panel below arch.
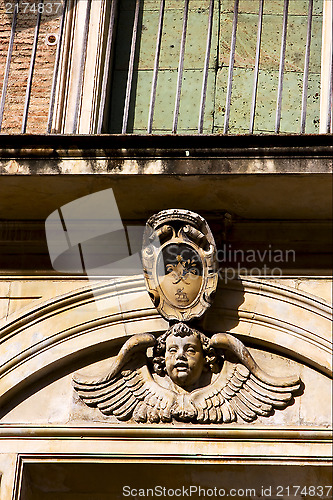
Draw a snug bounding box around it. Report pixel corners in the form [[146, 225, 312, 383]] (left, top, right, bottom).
[[18, 461, 333, 500]]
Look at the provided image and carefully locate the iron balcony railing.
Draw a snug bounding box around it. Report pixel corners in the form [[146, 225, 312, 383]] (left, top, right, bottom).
[[0, 0, 332, 135]]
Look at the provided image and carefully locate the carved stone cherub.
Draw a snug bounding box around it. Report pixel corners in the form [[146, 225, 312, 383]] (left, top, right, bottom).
[[73, 322, 300, 424], [73, 209, 301, 424]]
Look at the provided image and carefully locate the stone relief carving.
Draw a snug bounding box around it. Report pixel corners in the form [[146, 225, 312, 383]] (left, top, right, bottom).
[[73, 209, 301, 424]]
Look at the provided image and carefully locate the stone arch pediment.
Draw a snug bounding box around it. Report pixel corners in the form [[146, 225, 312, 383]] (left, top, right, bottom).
[[0, 277, 331, 410]]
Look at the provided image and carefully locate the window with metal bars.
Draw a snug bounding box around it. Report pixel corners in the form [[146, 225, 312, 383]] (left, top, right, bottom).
[[106, 0, 330, 135], [0, 0, 331, 134]]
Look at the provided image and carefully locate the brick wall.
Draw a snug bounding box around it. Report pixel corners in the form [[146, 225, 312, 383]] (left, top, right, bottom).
[[0, 0, 62, 133]]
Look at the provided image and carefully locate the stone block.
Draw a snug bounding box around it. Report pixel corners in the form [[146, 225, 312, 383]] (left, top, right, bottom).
[[0, 282, 10, 320]]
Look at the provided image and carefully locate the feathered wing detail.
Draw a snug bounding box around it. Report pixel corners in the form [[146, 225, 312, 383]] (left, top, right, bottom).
[[189, 360, 301, 424], [73, 356, 177, 423], [73, 332, 301, 424]]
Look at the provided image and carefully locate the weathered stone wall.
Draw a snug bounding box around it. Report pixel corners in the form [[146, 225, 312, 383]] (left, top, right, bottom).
[[0, 275, 331, 424]]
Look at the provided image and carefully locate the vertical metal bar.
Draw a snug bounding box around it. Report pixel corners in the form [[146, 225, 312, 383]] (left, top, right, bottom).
[[147, 0, 165, 134], [319, 0, 332, 133], [249, 0, 264, 134], [300, 0, 313, 134], [22, 0, 44, 133], [327, 39, 333, 133], [275, 0, 289, 134], [327, 0, 333, 133], [122, 0, 140, 134], [223, 0, 239, 134], [97, 0, 118, 134], [172, 0, 189, 134], [47, 0, 68, 133], [198, 0, 214, 134], [72, 0, 92, 133], [0, 0, 19, 132]]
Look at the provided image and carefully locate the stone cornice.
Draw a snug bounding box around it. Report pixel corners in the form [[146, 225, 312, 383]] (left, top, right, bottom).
[[0, 134, 332, 163], [0, 424, 331, 442]]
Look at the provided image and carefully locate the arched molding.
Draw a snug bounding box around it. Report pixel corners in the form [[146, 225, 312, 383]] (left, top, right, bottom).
[[0, 276, 331, 408], [205, 278, 332, 375]]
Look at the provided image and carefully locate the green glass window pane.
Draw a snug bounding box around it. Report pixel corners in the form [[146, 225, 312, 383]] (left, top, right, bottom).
[[106, 0, 322, 135]]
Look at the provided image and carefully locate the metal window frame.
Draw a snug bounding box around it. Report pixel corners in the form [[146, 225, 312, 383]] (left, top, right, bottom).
[[51, 0, 116, 134], [320, 0, 333, 133], [51, 0, 332, 135]]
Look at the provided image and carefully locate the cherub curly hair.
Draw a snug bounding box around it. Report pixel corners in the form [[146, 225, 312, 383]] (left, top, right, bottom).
[[152, 322, 222, 376]]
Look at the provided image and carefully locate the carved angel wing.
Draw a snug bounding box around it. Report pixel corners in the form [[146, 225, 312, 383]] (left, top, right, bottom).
[[189, 360, 300, 424], [73, 355, 177, 423], [73, 331, 301, 424]]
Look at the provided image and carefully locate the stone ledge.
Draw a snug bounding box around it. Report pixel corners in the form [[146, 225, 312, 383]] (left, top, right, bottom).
[[0, 424, 331, 441], [0, 135, 332, 164]]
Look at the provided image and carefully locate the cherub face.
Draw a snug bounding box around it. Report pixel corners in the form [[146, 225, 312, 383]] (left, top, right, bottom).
[[165, 333, 205, 388]]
